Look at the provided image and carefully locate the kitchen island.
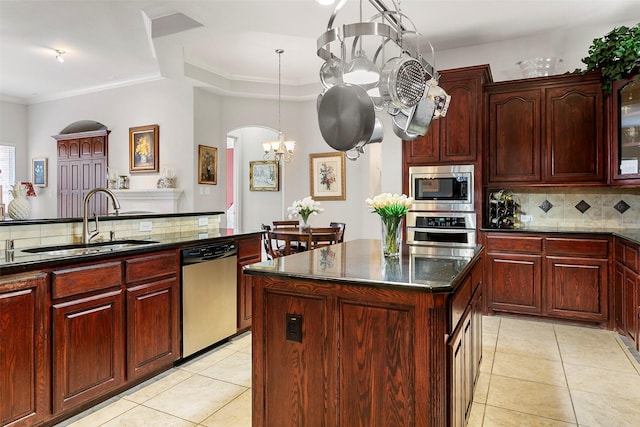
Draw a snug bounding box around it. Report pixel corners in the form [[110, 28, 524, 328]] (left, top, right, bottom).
[[244, 239, 484, 427]]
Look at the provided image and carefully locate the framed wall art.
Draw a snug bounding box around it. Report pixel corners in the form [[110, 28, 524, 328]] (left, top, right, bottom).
[[129, 124, 159, 173], [32, 158, 48, 187], [198, 145, 218, 185], [250, 160, 279, 191], [309, 152, 346, 200]]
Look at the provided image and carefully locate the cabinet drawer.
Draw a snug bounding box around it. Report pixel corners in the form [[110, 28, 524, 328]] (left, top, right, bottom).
[[546, 237, 608, 257], [126, 251, 178, 283], [486, 235, 543, 253], [450, 275, 472, 333], [52, 261, 122, 299], [237, 236, 261, 260]]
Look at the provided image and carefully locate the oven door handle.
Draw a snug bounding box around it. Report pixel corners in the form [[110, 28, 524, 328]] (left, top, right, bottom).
[[408, 227, 476, 233]]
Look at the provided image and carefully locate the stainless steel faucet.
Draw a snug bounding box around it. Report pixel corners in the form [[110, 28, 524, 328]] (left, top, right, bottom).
[[83, 188, 121, 244]]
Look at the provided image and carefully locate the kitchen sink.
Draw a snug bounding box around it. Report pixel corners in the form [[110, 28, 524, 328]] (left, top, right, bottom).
[[22, 239, 159, 256]]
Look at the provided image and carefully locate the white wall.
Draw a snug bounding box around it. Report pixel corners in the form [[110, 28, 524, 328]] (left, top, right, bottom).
[[0, 101, 28, 180], [25, 79, 193, 218], [7, 17, 639, 238]]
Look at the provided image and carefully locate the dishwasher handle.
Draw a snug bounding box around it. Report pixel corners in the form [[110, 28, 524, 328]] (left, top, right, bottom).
[[181, 241, 237, 265]]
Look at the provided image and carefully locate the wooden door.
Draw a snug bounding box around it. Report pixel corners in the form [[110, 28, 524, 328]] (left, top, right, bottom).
[[487, 89, 542, 183], [0, 272, 48, 427], [52, 290, 124, 414], [545, 256, 608, 321], [487, 253, 543, 314], [55, 131, 108, 217], [545, 82, 604, 182]]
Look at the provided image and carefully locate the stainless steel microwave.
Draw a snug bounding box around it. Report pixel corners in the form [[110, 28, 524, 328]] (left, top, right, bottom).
[[408, 165, 474, 212]]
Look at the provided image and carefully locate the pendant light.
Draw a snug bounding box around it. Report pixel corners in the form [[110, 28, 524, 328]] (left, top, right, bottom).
[[263, 49, 296, 162]]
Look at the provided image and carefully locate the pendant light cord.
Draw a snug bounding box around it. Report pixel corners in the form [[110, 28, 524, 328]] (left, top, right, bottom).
[[276, 49, 284, 134]]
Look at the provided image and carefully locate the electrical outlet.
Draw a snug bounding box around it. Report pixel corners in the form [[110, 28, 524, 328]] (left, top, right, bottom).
[[520, 215, 533, 223], [198, 217, 208, 227], [139, 221, 152, 232], [286, 313, 303, 343]]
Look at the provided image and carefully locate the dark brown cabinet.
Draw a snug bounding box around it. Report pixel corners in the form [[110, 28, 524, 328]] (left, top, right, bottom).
[[614, 238, 639, 349], [486, 72, 605, 185], [125, 250, 180, 380], [403, 64, 492, 165], [484, 232, 610, 325], [235, 235, 262, 331], [50, 261, 125, 414], [0, 272, 48, 427], [610, 74, 640, 183], [485, 235, 543, 315]]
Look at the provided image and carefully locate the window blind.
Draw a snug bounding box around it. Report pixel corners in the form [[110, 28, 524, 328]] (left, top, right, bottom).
[[0, 144, 16, 204]]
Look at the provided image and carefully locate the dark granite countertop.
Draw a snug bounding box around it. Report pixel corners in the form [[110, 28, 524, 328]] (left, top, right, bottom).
[[0, 228, 262, 275], [244, 239, 483, 293], [481, 226, 640, 246]]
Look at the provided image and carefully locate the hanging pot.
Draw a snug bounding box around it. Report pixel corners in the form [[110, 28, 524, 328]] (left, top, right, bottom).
[[317, 83, 376, 152]]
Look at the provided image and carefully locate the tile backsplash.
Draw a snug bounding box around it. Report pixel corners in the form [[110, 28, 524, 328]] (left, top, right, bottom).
[[0, 214, 222, 252], [505, 187, 640, 229]]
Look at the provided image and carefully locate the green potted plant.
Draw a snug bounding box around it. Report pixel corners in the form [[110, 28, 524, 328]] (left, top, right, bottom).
[[579, 24, 640, 93]]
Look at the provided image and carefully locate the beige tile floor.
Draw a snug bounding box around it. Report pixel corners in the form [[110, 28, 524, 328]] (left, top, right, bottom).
[[56, 316, 640, 427]]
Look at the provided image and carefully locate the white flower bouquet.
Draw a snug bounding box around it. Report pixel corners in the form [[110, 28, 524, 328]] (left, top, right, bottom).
[[287, 196, 324, 226], [366, 193, 413, 256]]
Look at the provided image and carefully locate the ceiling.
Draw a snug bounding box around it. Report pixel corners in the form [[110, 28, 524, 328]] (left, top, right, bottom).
[[1, 0, 639, 104]]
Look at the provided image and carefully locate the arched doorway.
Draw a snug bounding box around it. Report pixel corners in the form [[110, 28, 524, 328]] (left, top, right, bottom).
[[226, 126, 281, 231]]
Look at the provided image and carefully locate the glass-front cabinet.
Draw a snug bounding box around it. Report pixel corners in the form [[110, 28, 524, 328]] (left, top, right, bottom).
[[612, 74, 640, 182]]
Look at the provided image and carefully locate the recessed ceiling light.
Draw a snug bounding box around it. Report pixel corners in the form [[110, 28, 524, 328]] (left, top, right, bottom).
[[55, 49, 65, 63], [316, 0, 336, 5]]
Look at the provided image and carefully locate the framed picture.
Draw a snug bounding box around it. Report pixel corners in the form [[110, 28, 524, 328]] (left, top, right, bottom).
[[32, 158, 48, 187], [250, 160, 279, 191], [198, 145, 218, 185], [309, 152, 346, 200], [129, 124, 159, 173]]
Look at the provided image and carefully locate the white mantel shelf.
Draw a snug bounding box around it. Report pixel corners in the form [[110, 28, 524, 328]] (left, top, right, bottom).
[[111, 189, 183, 214]]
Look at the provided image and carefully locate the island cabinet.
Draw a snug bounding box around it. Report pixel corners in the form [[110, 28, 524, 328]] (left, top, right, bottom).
[[50, 260, 125, 414], [249, 241, 483, 427], [124, 250, 180, 381], [614, 238, 638, 350], [402, 64, 492, 165], [485, 71, 605, 186], [0, 272, 48, 427], [448, 256, 483, 427], [235, 234, 262, 331], [484, 232, 610, 325]]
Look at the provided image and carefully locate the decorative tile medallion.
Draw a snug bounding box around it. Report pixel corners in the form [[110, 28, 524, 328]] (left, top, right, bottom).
[[575, 200, 591, 214], [539, 200, 553, 213], [614, 200, 631, 214]]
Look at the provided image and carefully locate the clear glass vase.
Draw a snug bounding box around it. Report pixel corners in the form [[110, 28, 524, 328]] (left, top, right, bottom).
[[299, 215, 310, 232], [380, 216, 403, 257]]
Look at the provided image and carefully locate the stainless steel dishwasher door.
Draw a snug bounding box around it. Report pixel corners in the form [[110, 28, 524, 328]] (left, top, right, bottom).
[[181, 250, 237, 358]]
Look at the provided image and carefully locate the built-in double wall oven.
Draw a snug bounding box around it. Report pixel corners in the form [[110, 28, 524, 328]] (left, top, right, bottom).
[[406, 165, 477, 247]]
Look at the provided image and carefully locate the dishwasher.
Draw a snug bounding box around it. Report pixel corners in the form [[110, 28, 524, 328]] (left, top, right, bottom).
[[181, 241, 237, 358]]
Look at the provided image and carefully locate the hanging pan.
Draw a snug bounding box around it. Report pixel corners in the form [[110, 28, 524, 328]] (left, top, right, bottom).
[[317, 83, 376, 152]]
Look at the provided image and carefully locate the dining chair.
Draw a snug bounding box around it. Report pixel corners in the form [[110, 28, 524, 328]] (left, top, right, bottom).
[[261, 224, 281, 259], [309, 227, 341, 249], [273, 220, 299, 229], [329, 222, 346, 243]]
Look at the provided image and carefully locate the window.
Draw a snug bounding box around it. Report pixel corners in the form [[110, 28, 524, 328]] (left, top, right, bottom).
[[0, 144, 16, 204]]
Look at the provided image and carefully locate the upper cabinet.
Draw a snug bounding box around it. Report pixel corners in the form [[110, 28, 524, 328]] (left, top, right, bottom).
[[403, 65, 492, 165], [610, 74, 640, 183], [485, 71, 605, 186]]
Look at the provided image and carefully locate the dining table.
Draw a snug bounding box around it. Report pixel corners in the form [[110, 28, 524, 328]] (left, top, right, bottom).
[[269, 228, 337, 255]]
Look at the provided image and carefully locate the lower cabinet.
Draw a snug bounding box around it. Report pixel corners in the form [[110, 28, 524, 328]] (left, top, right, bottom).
[[614, 238, 639, 350], [235, 235, 262, 331], [449, 260, 483, 427], [125, 251, 180, 380], [52, 289, 125, 413], [484, 233, 610, 325], [0, 272, 48, 427]]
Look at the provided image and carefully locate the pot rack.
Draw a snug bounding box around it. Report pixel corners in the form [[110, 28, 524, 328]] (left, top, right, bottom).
[[316, 0, 451, 160]]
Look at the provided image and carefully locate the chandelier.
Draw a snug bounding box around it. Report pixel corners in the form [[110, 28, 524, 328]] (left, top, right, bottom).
[[316, 0, 451, 160], [263, 49, 296, 163]]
